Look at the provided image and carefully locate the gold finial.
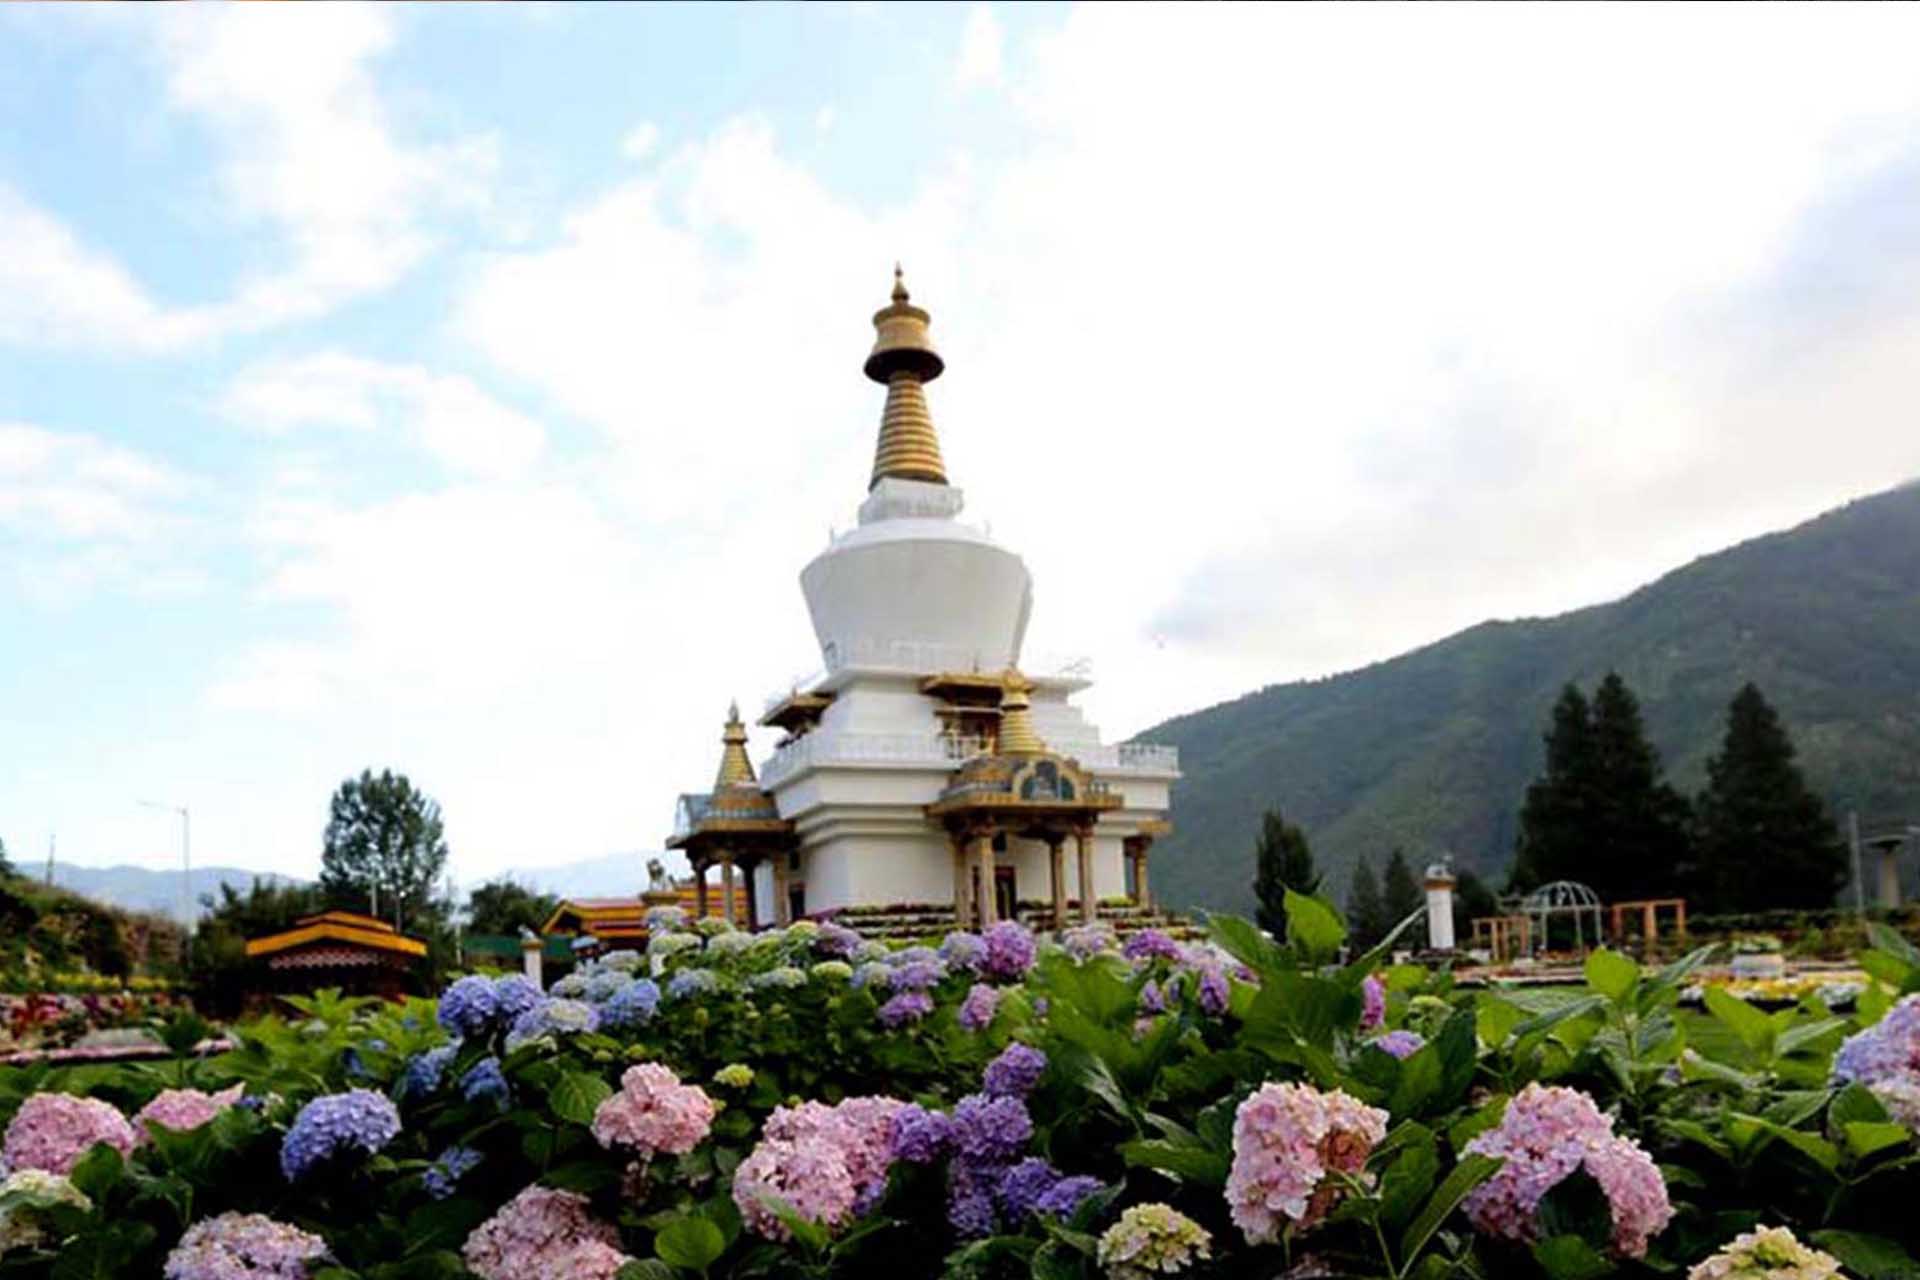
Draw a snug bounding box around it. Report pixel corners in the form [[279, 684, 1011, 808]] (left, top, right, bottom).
[[996, 669, 1046, 755], [715, 701, 756, 789], [865, 264, 948, 489]]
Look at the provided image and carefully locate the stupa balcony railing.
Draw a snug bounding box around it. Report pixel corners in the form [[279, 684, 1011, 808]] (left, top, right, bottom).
[[1065, 742, 1181, 776], [760, 731, 991, 787]]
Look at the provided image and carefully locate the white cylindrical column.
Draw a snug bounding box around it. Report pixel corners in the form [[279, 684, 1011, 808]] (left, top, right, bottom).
[[1424, 864, 1457, 951], [520, 933, 544, 987]]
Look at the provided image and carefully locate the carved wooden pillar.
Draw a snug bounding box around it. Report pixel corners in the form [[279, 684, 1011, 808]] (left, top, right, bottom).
[[1075, 828, 1095, 925], [720, 854, 737, 925], [1048, 835, 1068, 933], [773, 855, 791, 926], [974, 831, 998, 927], [742, 857, 759, 931], [694, 860, 709, 919]]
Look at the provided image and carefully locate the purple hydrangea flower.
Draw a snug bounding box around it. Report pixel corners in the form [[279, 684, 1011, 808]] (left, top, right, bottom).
[[994, 1158, 1064, 1217], [1833, 996, 1920, 1085], [816, 922, 862, 959], [279, 1089, 401, 1181], [891, 960, 946, 992], [1037, 1175, 1102, 1219], [958, 983, 1001, 1032], [666, 969, 719, 1000], [983, 1043, 1047, 1099], [878, 991, 935, 1028], [947, 1162, 999, 1238], [400, 1045, 456, 1100], [1374, 1030, 1426, 1060], [492, 974, 543, 1024], [599, 978, 661, 1031], [852, 962, 894, 991], [1197, 966, 1230, 1016], [424, 1144, 482, 1199], [951, 1094, 1032, 1163], [437, 975, 499, 1039], [980, 922, 1036, 982], [889, 1104, 955, 1164], [461, 1057, 509, 1108], [1124, 929, 1182, 964], [939, 931, 987, 973], [1138, 980, 1166, 1015], [507, 997, 599, 1047], [1361, 974, 1386, 1030]]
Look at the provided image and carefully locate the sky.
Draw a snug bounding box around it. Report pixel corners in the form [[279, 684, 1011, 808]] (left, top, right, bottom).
[[4, 3, 1920, 888]]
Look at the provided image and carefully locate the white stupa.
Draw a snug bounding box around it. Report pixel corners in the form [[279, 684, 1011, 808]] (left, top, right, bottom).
[[670, 269, 1179, 930]]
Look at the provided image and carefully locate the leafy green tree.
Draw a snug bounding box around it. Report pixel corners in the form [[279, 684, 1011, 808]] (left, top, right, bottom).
[[1252, 809, 1318, 936], [320, 769, 450, 933], [0, 836, 11, 879], [1694, 683, 1847, 912], [466, 878, 560, 936], [1346, 855, 1387, 948], [1382, 848, 1423, 927]]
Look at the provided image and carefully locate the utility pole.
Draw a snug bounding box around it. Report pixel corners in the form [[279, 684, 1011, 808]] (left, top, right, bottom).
[[139, 802, 193, 964], [45, 833, 54, 886]]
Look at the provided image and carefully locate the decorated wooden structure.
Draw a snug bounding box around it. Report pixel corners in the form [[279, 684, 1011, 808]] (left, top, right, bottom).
[[244, 910, 427, 999], [668, 704, 798, 924]]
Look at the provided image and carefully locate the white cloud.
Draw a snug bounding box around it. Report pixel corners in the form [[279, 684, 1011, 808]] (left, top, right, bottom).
[[221, 353, 546, 478], [954, 5, 1003, 88], [0, 6, 493, 352], [623, 122, 661, 161]]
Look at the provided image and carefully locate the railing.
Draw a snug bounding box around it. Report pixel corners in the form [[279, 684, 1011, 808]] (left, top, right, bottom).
[[762, 643, 1093, 718], [758, 732, 1178, 787], [760, 733, 990, 788]]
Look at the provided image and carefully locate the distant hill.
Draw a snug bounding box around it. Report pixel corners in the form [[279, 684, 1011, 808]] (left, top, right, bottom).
[[40, 863, 303, 924], [1137, 482, 1920, 916], [496, 851, 665, 900]]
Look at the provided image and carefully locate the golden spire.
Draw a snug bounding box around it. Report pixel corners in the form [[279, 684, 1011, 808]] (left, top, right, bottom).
[[715, 700, 756, 789], [865, 265, 948, 489], [997, 669, 1046, 755]]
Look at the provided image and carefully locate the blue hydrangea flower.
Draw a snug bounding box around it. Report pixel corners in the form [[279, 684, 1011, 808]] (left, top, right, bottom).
[[890, 960, 945, 991], [506, 997, 598, 1049], [1122, 929, 1181, 964], [601, 949, 645, 973], [890, 1104, 955, 1164], [584, 969, 631, 1003], [890, 946, 940, 969], [492, 974, 543, 1023], [980, 923, 1036, 981], [460, 1057, 509, 1108], [878, 991, 934, 1028], [852, 962, 893, 991], [939, 931, 987, 973], [951, 1093, 1032, 1164], [994, 1158, 1064, 1218], [400, 1045, 456, 1100], [666, 969, 719, 1001], [983, 1043, 1047, 1099], [1036, 1174, 1102, 1218], [437, 976, 499, 1039], [1374, 1030, 1426, 1060], [280, 1089, 402, 1181], [815, 922, 862, 959], [599, 978, 662, 1031], [946, 1162, 998, 1238], [423, 1144, 482, 1199]]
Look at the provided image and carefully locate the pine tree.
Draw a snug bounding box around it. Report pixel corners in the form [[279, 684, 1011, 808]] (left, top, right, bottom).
[[1511, 684, 1595, 891], [1252, 809, 1319, 937], [1346, 855, 1387, 948], [1694, 683, 1846, 912], [1452, 869, 1498, 943], [1587, 673, 1693, 901], [1382, 849, 1423, 930]]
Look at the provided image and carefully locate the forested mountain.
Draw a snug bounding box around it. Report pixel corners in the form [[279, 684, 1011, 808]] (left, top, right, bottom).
[[1137, 482, 1920, 914]]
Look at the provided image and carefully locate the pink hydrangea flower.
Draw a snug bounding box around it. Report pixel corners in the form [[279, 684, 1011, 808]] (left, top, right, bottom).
[[2, 1092, 137, 1176], [1463, 1082, 1673, 1259], [1226, 1082, 1388, 1242], [462, 1185, 631, 1280], [734, 1096, 907, 1240], [163, 1212, 328, 1280], [590, 1063, 715, 1158], [137, 1084, 245, 1141]]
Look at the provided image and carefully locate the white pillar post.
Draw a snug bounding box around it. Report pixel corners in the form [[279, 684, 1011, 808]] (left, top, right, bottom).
[[1424, 864, 1457, 951]]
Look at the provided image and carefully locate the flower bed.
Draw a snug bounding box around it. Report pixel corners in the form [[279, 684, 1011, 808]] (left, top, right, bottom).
[[0, 989, 189, 1052], [0, 900, 1917, 1276]]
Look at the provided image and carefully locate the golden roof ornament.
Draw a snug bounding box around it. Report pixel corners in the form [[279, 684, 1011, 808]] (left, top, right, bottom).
[[714, 701, 757, 789], [996, 669, 1046, 755], [865, 264, 949, 490]]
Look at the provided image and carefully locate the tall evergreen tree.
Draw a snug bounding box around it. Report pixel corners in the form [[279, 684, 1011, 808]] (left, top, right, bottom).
[[1452, 869, 1499, 944], [1513, 675, 1691, 902], [1346, 855, 1387, 947], [1694, 683, 1846, 912], [1511, 684, 1595, 891], [1382, 849, 1423, 928], [1251, 809, 1318, 937], [319, 769, 450, 933]]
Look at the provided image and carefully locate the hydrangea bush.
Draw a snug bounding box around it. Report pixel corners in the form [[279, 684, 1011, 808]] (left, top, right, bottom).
[[0, 898, 1917, 1277]]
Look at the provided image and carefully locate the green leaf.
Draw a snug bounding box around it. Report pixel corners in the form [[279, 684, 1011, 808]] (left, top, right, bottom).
[[1030, 1241, 1084, 1280], [1207, 914, 1282, 976], [1378, 1127, 1439, 1229], [1283, 890, 1345, 962], [1831, 1082, 1892, 1128], [1844, 1122, 1912, 1160], [616, 1262, 678, 1280], [1704, 987, 1775, 1056], [1530, 1235, 1613, 1280], [1475, 995, 1525, 1047], [1400, 1153, 1502, 1264], [1119, 1139, 1230, 1187], [1810, 1230, 1920, 1280], [66, 1143, 126, 1200], [1584, 949, 1638, 1002], [1387, 1044, 1443, 1119], [655, 1216, 726, 1274], [547, 1071, 613, 1127], [404, 1199, 490, 1258], [1736, 1113, 1841, 1174]]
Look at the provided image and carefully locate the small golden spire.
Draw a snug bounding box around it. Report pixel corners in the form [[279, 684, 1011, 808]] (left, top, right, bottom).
[[865, 265, 948, 489], [715, 701, 756, 789], [996, 669, 1046, 755]]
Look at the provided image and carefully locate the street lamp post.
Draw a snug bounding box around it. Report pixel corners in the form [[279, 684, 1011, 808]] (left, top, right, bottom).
[[140, 801, 192, 956]]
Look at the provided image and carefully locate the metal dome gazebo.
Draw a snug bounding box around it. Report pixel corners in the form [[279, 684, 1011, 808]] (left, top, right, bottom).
[[1518, 880, 1606, 958]]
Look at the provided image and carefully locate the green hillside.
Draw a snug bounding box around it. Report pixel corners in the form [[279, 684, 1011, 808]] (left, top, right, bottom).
[[1137, 482, 1920, 914]]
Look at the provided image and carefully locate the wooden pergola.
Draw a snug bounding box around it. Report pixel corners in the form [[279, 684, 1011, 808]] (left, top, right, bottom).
[[1471, 914, 1533, 964], [1608, 898, 1687, 950]]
